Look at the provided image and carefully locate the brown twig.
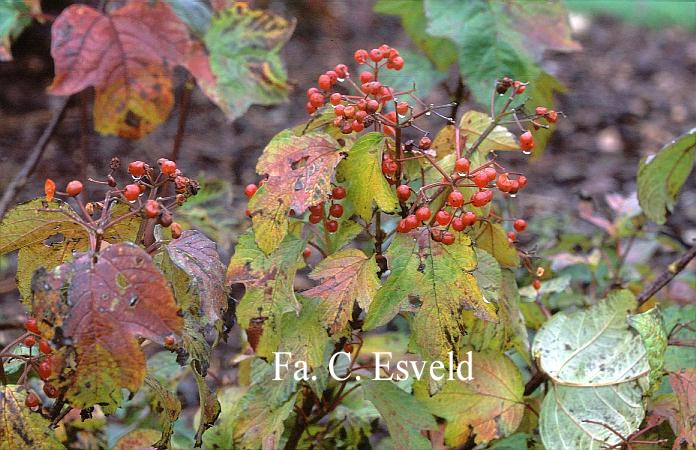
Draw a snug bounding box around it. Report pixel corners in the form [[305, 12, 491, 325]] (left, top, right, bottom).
[[636, 245, 696, 307], [0, 96, 71, 220], [79, 91, 90, 190], [170, 75, 195, 161]]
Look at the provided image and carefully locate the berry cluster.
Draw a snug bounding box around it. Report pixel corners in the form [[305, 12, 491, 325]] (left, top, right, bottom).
[[11, 318, 60, 409], [305, 44, 405, 135]]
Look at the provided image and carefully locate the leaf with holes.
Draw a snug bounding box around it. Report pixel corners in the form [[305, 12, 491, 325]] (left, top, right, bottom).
[[637, 128, 696, 224], [57, 243, 182, 409], [339, 132, 399, 220], [304, 248, 380, 334], [420, 350, 525, 447], [0, 385, 65, 450], [49, 0, 207, 138], [204, 2, 295, 120], [249, 129, 342, 254], [362, 378, 438, 450], [532, 290, 649, 385]]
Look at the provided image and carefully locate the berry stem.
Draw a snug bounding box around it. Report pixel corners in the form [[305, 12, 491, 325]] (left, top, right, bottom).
[[636, 244, 696, 307], [466, 89, 517, 159]]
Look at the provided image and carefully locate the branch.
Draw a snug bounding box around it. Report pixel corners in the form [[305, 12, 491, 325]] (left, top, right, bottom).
[[170, 75, 194, 161], [637, 244, 696, 307], [0, 96, 71, 220]]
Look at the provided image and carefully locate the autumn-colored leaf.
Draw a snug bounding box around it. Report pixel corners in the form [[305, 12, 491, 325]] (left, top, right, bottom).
[[304, 248, 380, 334], [473, 222, 520, 269], [49, 0, 205, 138], [0, 385, 65, 450], [249, 129, 342, 254], [204, 2, 296, 121], [112, 429, 160, 450], [669, 369, 696, 449], [458, 110, 519, 154], [58, 243, 182, 408], [143, 375, 181, 449], [420, 350, 525, 446]]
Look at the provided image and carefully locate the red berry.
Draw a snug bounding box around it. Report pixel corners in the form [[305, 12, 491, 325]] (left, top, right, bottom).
[[144, 200, 160, 219], [442, 232, 455, 245], [389, 56, 404, 70], [164, 335, 176, 347], [354, 49, 368, 64], [514, 81, 526, 94], [329, 93, 342, 106], [535, 106, 548, 116], [379, 43, 391, 54], [351, 120, 364, 132], [405, 214, 418, 230], [419, 136, 432, 149], [244, 184, 258, 198], [37, 360, 51, 380], [461, 211, 477, 226], [533, 279, 542, 290], [334, 104, 345, 117], [309, 203, 324, 214], [329, 204, 344, 218], [415, 206, 431, 222], [519, 131, 534, 151], [343, 106, 356, 119], [383, 111, 397, 125], [396, 102, 409, 115], [44, 179, 56, 202], [161, 160, 177, 176], [325, 70, 338, 85], [25, 318, 40, 334], [66, 180, 83, 197], [471, 190, 493, 207], [355, 110, 368, 122], [25, 392, 40, 408], [366, 99, 379, 113], [473, 171, 489, 189], [396, 219, 409, 233], [431, 229, 443, 242], [303, 247, 311, 258], [318, 74, 331, 91], [39, 340, 52, 354], [546, 110, 558, 123], [369, 81, 383, 95], [517, 176, 528, 188], [245, 208, 251, 217], [128, 161, 146, 177], [309, 214, 323, 224], [310, 92, 324, 108], [396, 185, 411, 201], [382, 159, 397, 176], [43, 384, 59, 398], [484, 167, 497, 182], [123, 184, 140, 201], [378, 86, 394, 102], [306, 102, 317, 114], [435, 210, 451, 226], [360, 71, 374, 84], [507, 231, 516, 242], [332, 186, 347, 199], [171, 222, 183, 239], [307, 87, 320, 99], [452, 217, 465, 231], [447, 191, 464, 208], [24, 336, 36, 348], [344, 343, 354, 353], [454, 158, 470, 174], [334, 64, 348, 78], [326, 220, 339, 233], [514, 219, 527, 232], [369, 48, 383, 62]]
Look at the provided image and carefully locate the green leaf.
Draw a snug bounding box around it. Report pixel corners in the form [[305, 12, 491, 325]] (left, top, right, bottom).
[[201, 387, 247, 450], [662, 304, 696, 371], [362, 378, 437, 450], [249, 129, 342, 253], [637, 128, 696, 224], [168, 0, 212, 37], [304, 248, 380, 333], [0, 385, 65, 449], [325, 219, 363, 254], [2, 344, 37, 376], [373, 0, 457, 71], [277, 296, 329, 369], [204, 3, 295, 120], [192, 363, 221, 447], [377, 48, 448, 95], [526, 72, 567, 159], [473, 248, 501, 302], [628, 307, 667, 395], [473, 222, 520, 268], [404, 229, 496, 360], [340, 132, 399, 220], [532, 290, 649, 385], [539, 381, 645, 450], [519, 274, 571, 300], [0, 199, 85, 255], [143, 375, 181, 449], [0, 0, 33, 61], [421, 350, 525, 446], [459, 110, 519, 154]]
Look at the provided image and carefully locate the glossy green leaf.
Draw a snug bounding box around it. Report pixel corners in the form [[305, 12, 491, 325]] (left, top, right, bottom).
[[637, 128, 696, 224]]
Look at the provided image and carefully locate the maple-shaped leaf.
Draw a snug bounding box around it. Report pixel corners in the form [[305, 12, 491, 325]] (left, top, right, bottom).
[[57, 243, 182, 408], [339, 132, 399, 220], [204, 2, 296, 121], [249, 129, 342, 254], [420, 350, 525, 447], [49, 0, 203, 138], [0, 385, 65, 450], [226, 228, 305, 359], [304, 248, 380, 334]]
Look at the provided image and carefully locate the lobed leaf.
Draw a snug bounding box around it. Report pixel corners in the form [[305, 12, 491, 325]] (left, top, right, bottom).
[[204, 2, 295, 120], [532, 290, 649, 385], [0, 385, 65, 450], [421, 350, 525, 446], [304, 248, 380, 334], [637, 128, 696, 224], [340, 132, 399, 220], [362, 378, 438, 450]]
